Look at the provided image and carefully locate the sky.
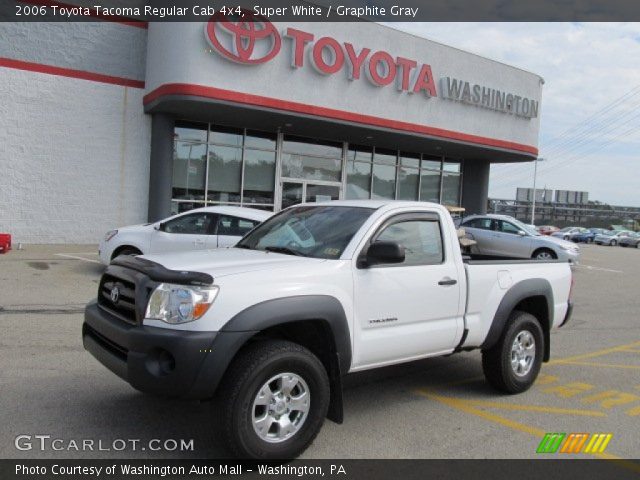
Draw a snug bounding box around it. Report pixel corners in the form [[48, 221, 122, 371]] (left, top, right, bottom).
[[391, 23, 640, 206]]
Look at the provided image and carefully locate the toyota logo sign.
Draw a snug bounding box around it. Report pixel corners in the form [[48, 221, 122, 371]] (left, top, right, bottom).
[[110, 285, 120, 304], [206, 9, 281, 64]]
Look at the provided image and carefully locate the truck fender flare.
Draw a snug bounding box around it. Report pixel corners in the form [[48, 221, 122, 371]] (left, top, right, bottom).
[[221, 295, 352, 372], [481, 278, 554, 360], [195, 295, 351, 423]]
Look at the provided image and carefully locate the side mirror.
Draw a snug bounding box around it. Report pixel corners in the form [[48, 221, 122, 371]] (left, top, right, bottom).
[[362, 241, 405, 267], [517, 230, 527, 236], [155, 222, 165, 232]]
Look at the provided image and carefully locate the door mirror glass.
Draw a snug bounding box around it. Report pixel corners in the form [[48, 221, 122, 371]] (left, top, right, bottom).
[[155, 222, 165, 231], [364, 241, 405, 266]]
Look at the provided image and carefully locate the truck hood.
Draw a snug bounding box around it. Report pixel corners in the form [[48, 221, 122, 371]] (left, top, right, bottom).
[[141, 247, 324, 278]]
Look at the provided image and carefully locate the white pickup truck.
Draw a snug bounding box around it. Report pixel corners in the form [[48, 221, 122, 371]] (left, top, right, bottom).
[[83, 200, 574, 459]]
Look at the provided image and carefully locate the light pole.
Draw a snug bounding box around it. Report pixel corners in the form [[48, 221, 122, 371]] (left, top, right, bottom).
[[531, 157, 545, 225]]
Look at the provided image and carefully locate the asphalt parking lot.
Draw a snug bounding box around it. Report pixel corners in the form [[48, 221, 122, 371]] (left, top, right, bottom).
[[0, 243, 638, 461]]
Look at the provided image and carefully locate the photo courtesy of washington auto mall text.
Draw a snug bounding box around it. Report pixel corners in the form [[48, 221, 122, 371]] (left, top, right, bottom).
[[1, 0, 640, 479]]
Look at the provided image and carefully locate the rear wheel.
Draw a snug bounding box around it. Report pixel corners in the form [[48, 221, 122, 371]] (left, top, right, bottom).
[[482, 311, 544, 394], [213, 340, 330, 459], [532, 248, 556, 260]]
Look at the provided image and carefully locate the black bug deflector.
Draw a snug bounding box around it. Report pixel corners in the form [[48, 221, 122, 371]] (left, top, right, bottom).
[[111, 255, 214, 286]]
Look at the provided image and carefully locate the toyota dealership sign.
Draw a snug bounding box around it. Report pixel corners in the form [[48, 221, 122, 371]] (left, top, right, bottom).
[[206, 10, 438, 97], [204, 10, 538, 118]]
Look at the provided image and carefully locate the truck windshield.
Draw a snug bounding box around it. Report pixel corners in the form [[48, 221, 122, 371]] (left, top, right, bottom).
[[236, 205, 374, 259]]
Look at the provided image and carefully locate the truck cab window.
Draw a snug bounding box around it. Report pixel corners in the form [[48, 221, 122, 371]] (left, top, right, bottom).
[[376, 219, 444, 265]]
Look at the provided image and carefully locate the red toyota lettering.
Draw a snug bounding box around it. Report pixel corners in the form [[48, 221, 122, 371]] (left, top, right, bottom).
[[285, 28, 314, 67], [311, 37, 345, 75], [344, 43, 370, 80], [412, 64, 438, 97], [367, 51, 396, 87]]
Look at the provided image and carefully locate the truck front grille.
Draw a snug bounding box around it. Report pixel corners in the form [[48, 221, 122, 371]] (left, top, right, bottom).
[[98, 273, 138, 324]]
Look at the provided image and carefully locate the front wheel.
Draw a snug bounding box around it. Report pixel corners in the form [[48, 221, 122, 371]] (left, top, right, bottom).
[[213, 340, 330, 459], [533, 249, 556, 260], [482, 311, 544, 394]]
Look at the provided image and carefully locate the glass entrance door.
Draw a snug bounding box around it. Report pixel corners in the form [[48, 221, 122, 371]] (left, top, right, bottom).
[[281, 181, 341, 210]]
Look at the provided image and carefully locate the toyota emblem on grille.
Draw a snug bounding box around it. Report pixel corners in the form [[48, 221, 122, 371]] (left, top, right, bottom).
[[110, 285, 120, 304]]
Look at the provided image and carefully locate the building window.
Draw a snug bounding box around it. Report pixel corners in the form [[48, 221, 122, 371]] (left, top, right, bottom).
[[345, 147, 463, 207], [397, 153, 420, 201], [420, 155, 442, 203], [441, 159, 462, 206], [281, 135, 342, 182], [171, 122, 277, 214], [346, 146, 373, 199], [372, 148, 397, 199]]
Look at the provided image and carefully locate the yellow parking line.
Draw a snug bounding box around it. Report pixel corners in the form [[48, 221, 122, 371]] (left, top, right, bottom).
[[416, 389, 640, 470], [549, 341, 640, 365], [416, 390, 546, 437], [559, 361, 640, 371], [463, 399, 606, 417]]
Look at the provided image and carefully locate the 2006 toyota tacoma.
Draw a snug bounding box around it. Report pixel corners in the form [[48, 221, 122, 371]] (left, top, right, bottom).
[[83, 200, 574, 459]]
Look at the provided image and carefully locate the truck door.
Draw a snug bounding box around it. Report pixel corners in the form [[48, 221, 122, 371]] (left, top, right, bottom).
[[351, 212, 464, 369]]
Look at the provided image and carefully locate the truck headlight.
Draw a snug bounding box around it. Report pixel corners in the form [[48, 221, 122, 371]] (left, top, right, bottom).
[[104, 230, 118, 242], [145, 283, 219, 324]]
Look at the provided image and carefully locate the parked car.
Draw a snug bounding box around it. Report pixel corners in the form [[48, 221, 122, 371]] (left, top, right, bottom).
[[84, 200, 574, 459], [538, 225, 559, 236], [98, 206, 273, 264], [551, 227, 584, 241], [594, 230, 633, 246], [572, 228, 607, 243], [460, 214, 580, 262], [618, 232, 640, 248]]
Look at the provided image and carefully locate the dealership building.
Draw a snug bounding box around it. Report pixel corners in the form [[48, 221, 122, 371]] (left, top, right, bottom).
[[0, 17, 543, 243]]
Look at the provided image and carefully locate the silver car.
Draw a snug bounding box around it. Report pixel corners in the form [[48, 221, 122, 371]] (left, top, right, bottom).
[[460, 214, 580, 262], [594, 230, 632, 246]]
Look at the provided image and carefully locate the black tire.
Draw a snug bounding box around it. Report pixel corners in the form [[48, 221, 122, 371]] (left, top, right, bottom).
[[532, 248, 556, 260], [112, 246, 141, 260], [213, 340, 330, 459], [482, 311, 544, 394]]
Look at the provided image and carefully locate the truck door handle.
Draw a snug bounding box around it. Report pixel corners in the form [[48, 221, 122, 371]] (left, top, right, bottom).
[[438, 278, 457, 286], [194, 239, 205, 246]]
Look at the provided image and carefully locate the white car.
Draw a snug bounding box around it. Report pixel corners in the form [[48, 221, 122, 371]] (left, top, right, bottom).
[[98, 206, 272, 264]]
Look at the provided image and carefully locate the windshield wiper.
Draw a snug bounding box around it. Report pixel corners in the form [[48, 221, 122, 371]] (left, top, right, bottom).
[[264, 246, 306, 257]]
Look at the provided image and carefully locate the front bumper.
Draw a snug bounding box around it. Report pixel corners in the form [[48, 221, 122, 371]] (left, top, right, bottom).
[[83, 301, 253, 399]]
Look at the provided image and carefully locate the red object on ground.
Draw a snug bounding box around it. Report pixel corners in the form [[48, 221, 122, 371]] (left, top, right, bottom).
[[0, 233, 11, 253]]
